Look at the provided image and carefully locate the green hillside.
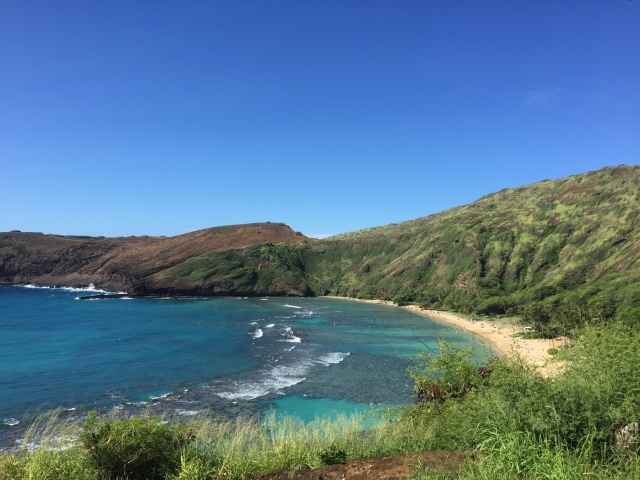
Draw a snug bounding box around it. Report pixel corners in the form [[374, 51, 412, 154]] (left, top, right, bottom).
[[147, 165, 640, 326]]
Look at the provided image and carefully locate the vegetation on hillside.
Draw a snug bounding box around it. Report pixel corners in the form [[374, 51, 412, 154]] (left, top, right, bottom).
[[138, 242, 315, 296], [154, 166, 640, 328]]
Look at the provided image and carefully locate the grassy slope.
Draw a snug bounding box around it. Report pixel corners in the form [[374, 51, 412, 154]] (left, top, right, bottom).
[[310, 166, 640, 313], [137, 242, 314, 296], [151, 165, 640, 323]]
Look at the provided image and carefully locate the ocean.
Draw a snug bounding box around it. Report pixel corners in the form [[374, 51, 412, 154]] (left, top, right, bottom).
[[0, 285, 479, 440]]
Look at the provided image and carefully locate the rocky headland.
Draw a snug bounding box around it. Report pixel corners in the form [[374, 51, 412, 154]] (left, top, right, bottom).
[[0, 222, 308, 295]]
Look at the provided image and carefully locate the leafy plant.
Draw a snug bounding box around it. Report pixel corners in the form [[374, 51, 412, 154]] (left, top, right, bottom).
[[319, 443, 348, 465], [409, 341, 491, 413], [79, 413, 194, 480], [393, 287, 417, 306]]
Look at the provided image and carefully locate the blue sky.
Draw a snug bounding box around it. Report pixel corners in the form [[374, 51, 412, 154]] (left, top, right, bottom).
[[1, 1, 638, 238]]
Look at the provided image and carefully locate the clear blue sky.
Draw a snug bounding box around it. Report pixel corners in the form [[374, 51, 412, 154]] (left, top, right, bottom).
[[1, 1, 638, 238]]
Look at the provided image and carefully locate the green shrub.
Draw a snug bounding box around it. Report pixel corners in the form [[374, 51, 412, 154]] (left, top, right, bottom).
[[514, 331, 543, 339], [319, 443, 348, 465], [0, 454, 24, 480], [79, 413, 194, 480], [409, 341, 491, 414], [547, 348, 559, 356], [393, 287, 416, 306], [405, 323, 640, 467]]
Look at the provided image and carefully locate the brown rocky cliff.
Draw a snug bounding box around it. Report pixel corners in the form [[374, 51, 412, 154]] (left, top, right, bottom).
[[0, 223, 307, 292]]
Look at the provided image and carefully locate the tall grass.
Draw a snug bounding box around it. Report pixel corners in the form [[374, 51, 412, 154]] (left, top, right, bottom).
[[171, 411, 445, 479], [0, 410, 94, 480], [0, 410, 442, 480], [411, 431, 640, 479]]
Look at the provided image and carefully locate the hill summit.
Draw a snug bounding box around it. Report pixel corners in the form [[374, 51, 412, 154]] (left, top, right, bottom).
[[0, 223, 307, 293]]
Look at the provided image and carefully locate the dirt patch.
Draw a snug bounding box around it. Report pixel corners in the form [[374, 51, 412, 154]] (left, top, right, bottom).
[[255, 451, 465, 480]]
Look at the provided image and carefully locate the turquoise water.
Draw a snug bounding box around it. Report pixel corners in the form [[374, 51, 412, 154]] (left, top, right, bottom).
[[0, 286, 480, 437], [263, 395, 373, 423]]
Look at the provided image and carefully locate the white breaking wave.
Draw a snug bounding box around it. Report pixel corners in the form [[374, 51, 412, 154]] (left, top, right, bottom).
[[149, 393, 171, 400], [317, 352, 350, 366], [3, 418, 19, 426], [176, 409, 201, 416], [251, 328, 264, 339], [283, 336, 301, 343], [21, 283, 124, 294], [265, 324, 275, 328], [61, 283, 103, 292], [215, 362, 311, 400], [283, 304, 302, 308], [281, 326, 302, 343], [214, 351, 350, 400]]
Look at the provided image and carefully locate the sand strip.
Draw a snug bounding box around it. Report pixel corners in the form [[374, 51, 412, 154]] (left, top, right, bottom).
[[323, 296, 562, 374]]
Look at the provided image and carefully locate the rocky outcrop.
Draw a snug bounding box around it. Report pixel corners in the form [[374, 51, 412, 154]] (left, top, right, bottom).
[[0, 223, 308, 293]]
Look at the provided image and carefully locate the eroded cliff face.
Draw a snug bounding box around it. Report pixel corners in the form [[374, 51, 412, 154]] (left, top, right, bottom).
[[0, 223, 308, 293]]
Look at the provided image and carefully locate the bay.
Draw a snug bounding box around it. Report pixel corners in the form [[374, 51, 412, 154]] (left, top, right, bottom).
[[0, 286, 480, 434]]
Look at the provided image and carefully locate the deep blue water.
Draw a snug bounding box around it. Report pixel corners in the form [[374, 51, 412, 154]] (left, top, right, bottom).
[[0, 286, 479, 433]]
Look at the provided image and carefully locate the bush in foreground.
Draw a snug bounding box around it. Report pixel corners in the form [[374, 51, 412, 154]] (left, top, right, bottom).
[[405, 322, 640, 478], [79, 413, 195, 480]]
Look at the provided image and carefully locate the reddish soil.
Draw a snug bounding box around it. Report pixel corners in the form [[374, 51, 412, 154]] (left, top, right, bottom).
[[255, 451, 465, 480], [0, 223, 308, 292]]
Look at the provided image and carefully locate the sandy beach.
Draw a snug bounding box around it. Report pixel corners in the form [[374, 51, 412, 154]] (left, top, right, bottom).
[[324, 296, 562, 374]]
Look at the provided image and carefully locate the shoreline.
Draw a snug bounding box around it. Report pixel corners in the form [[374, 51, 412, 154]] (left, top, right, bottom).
[[10, 285, 559, 372], [323, 296, 560, 374]]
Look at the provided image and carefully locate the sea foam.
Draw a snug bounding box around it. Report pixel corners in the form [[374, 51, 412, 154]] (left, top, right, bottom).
[[281, 327, 302, 343], [22, 283, 124, 294], [214, 350, 350, 400], [176, 409, 201, 416], [317, 352, 350, 366], [251, 328, 264, 339], [214, 362, 310, 400]]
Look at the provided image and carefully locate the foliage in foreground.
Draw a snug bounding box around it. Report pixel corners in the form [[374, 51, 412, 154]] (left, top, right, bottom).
[[0, 409, 440, 480], [79, 412, 195, 480], [405, 322, 640, 479], [2, 322, 640, 479]]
